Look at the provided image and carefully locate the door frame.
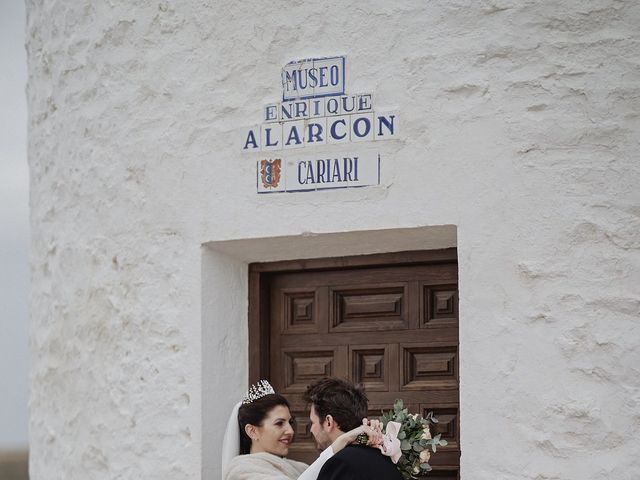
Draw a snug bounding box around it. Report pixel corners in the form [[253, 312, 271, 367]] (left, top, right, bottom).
[[247, 248, 458, 384]]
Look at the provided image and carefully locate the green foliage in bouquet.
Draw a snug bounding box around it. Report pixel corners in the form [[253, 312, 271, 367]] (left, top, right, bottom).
[[378, 399, 448, 479]]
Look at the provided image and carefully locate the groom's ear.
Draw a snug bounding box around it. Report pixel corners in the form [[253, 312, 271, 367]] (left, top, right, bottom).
[[323, 414, 336, 431]]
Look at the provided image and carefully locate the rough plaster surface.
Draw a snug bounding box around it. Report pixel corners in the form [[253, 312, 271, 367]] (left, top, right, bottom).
[[27, 1, 640, 479]]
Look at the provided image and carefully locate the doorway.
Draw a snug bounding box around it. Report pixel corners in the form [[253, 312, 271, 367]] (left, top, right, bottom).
[[248, 249, 460, 478]]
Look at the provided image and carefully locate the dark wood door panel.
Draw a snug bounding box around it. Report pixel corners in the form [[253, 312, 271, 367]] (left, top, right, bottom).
[[273, 346, 348, 395], [360, 389, 460, 406], [270, 283, 329, 334], [330, 283, 410, 333], [277, 287, 324, 335], [277, 331, 459, 348], [424, 405, 460, 451], [421, 468, 459, 480], [270, 263, 458, 289], [421, 283, 459, 328], [257, 252, 460, 473], [349, 343, 399, 393], [401, 344, 459, 391], [428, 450, 461, 467]]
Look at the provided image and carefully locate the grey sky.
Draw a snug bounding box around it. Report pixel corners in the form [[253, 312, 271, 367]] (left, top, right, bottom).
[[0, 0, 29, 449]]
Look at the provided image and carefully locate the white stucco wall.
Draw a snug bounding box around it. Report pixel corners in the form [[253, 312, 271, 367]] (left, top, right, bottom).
[[27, 1, 639, 479]]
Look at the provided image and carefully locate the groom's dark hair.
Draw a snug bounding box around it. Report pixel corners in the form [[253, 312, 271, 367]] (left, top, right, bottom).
[[303, 377, 368, 432]]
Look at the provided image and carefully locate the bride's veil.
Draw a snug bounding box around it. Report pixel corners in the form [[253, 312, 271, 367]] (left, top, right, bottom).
[[221, 401, 242, 478]]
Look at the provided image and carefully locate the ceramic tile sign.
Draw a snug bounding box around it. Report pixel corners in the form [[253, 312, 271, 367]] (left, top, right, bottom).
[[282, 57, 345, 100], [244, 56, 396, 194], [257, 151, 380, 194], [242, 56, 398, 153]]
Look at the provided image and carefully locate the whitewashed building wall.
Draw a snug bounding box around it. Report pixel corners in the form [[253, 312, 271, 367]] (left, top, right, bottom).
[[27, 1, 640, 479]]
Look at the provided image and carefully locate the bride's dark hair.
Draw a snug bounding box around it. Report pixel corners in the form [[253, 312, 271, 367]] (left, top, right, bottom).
[[237, 393, 291, 454]]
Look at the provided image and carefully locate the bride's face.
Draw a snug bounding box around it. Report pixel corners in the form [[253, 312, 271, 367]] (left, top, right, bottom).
[[248, 404, 295, 456]]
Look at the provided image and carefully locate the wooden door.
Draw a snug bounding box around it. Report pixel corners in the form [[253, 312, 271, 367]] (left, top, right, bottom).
[[249, 250, 460, 479]]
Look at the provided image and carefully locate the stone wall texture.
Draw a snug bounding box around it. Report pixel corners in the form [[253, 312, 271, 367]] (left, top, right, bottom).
[[27, 0, 640, 479]]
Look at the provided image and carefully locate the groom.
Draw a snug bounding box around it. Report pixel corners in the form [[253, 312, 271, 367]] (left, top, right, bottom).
[[304, 377, 403, 480]]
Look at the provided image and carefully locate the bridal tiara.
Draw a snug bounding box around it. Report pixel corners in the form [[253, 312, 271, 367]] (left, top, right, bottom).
[[242, 379, 276, 404]]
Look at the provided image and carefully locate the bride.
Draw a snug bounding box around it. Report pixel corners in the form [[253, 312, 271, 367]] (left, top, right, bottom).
[[222, 380, 381, 480]]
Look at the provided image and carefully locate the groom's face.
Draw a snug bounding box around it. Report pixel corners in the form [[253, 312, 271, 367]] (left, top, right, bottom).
[[309, 405, 332, 450]]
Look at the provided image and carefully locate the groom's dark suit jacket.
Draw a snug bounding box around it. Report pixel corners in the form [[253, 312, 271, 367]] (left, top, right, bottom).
[[317, 444, 403, 480]]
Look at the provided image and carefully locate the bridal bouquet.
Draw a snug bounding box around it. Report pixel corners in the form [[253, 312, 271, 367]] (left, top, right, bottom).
[[376, 399, 448, 479]]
